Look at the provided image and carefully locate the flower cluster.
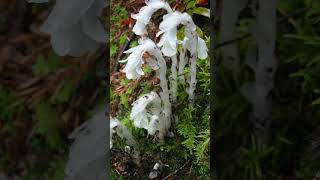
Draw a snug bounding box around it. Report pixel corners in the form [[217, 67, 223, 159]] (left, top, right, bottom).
[[132, 0, 173, 35], [119, 0, 208, 142], [120, 38, 160, 79], [130, 91, 163, 136]]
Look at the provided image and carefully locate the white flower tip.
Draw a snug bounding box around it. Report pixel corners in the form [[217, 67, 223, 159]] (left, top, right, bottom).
[[156, 31, 164, 37], [132, 21, 147, 36], [119, 59, 128, 63], [197, 37, 208, 59]]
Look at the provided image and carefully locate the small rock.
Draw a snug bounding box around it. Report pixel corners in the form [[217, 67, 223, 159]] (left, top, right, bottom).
[[148, 170, 160, 179]]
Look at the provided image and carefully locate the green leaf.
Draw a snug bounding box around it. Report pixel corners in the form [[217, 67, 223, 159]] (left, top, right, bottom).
[[119, 35, 127, 45], [312, 97, 320, 106], [33, 51, 62, 77], [34, 102, 62, 149], [193, 7, 210, 18], [51, 79, 76, 104]]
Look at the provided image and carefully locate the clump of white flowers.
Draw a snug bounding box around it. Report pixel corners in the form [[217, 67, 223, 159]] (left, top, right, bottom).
[[130, 91, 170, 141], [119, 0, 208, 142], [111, 0, 208, 163]]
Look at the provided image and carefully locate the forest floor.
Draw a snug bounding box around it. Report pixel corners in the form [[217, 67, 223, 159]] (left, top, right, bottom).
[[0, 1, 106, 179]]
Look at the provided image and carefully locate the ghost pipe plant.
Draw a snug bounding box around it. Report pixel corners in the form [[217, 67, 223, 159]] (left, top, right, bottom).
[[118, 0, 208, 143], [156, 11, 208, 105], [131, 0, 173, 36], [121, 38, 171, 143], [110, 117, 140, 164], [130, 91, 169, 141]]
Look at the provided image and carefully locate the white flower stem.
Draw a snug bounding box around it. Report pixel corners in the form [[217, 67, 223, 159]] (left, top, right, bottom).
[[188, 33, 198, 106], [170, 55, 178, 102], [117, 124, 140, 165], [154, 51, 171, 142], [178, 45, 187, 83]]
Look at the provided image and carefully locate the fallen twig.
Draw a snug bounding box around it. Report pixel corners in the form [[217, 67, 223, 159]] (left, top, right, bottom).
[[112, 32, 135, 73], [162, 158, 192, 180]]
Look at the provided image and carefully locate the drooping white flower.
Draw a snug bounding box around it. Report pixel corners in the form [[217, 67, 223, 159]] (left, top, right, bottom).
[[130, 91, 162, 135], [180, 31, 208, 106], [183, 36, 208, 60], [157, 12, 196, 56], [121, 38, 160, 79], [110, 117, 120, 149], [132, 0, 173, 35], [27, 0, 108, 56], [110, 117, 138, 150], [197, 36, 208, 59], [110, 116, 140, 164]]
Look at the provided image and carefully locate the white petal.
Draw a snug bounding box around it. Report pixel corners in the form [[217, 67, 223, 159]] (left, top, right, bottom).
[[158, 28, 178, 56], [122, 49, 144, 79], [131, 0, 172, 36], [182, 12, 196, 31], [156, 30, 164, 37], [110, 117, 120, 129], [147, 115, 159, 135], [159, 12, 182, 31], [146, 0, 172, 12], [81, 0, 108, 42], [136, 66, 145, 76], [131, 6, 155, 23], [132, 21, 147, 36], [41, 0, 96, 33], [130, 92, 161, 134], [197, 37, 208, 59], [50, 28, 71, 56]]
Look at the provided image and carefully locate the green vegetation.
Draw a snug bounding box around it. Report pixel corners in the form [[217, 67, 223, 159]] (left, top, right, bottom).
[[214, 0, 320, 179], [110, 1, 210, 178]]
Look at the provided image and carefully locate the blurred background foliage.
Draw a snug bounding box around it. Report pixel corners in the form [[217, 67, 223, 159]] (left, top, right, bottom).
[[214, 0, 320, 179], [0, 0, 107, 178]]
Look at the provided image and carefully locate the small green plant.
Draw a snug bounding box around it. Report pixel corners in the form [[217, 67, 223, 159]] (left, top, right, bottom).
[[51, 79, 76, 104], [0, 87, 21, 120], [34, 101, 62, 149], [238, 136, 274, 180], [33, 51, 63, 77]]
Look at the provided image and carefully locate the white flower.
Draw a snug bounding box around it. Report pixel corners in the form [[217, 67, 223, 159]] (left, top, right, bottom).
[[110, 117, 120, 149], [197, 37, 208, 59], [181, 36, 208, 59], [130, 91, 162, 135], [121, 38, 160, 79], [28, 0, 108, 56], [148, 115, 161, 135], [157, 12, 196, 56], [132, 0, 173, 35]]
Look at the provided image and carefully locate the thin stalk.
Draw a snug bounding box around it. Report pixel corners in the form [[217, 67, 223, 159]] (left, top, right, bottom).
[[188, 32, 198, 106], [178, 45, 187, 83], [170, 55, 178, 102], [154, 51, 172, 142]]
